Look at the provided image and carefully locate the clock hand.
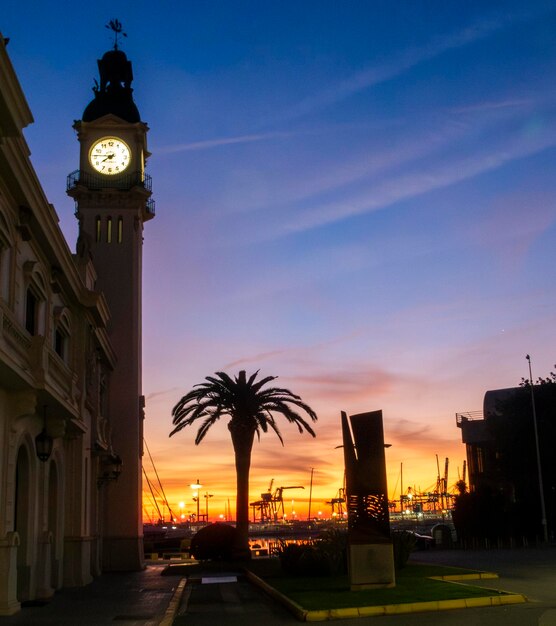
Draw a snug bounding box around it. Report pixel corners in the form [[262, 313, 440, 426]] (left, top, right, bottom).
[[101, 153, 115, 162]]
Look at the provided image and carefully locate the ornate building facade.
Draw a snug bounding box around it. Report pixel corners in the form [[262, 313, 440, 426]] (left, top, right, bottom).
[[0, 30, 152, 614]]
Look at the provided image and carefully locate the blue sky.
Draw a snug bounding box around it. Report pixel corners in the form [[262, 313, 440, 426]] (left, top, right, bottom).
[[3, 1, 556, 517]]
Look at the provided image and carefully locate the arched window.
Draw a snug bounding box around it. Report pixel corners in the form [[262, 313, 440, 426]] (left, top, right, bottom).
[[106, 217, 112, 243], [0, 245, 12, 302], [14, 440, 35, 602], [95, 216, 101, 242], [25, 287, 38, 335], [117, 216, 123, 243], [0, 209, 14, 302], [52, 308, 71, 362], [23, 263, 47, 336]]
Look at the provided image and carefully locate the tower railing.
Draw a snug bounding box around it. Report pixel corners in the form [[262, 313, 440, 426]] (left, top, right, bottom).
[[67, 169, 152, 192], [455, 411, 484, 427]]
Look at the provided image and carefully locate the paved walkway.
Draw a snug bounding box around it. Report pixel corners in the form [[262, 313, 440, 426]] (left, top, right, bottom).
[[0, 564, 180, 625], [172, 572, 300, 625]]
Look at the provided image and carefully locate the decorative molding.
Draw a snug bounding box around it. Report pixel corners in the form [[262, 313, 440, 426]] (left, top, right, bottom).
[[50, 267, 63, 293], [52, 306, 68, 322], [0, 532, 20, 548], [22, 260, 36, 281], [17, 206, 32, 241]]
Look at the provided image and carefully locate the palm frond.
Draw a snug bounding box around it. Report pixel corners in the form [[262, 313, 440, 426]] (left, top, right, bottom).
[[261, 412, 284, 444], [195, 414, 222, 444], [170, 369, 317, 443]]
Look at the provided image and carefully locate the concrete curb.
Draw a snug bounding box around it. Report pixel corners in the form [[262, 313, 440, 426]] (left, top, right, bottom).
[[158, 577, 187, 626], [245, 570, 308, 621], [429, 571, 499, 581], [245, 570, 527, 622]]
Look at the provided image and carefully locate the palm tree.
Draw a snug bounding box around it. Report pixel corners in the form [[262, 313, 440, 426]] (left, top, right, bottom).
[[170, 370, 317, 557]]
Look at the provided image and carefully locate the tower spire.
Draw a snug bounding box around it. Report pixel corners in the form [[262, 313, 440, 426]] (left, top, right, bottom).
[[105, 19, 127, 51], [82, 22, 139, 123]]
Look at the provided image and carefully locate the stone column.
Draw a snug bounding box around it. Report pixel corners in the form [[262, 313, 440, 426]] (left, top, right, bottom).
[[0, 532, 21, 615], [35, 530, 53, 600]]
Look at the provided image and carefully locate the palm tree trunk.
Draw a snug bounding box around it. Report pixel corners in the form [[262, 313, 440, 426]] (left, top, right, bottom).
[[230, 424, 255, 558]]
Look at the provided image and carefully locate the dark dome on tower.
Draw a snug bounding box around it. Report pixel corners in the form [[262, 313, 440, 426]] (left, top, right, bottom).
[[82, 48, 140, 122]]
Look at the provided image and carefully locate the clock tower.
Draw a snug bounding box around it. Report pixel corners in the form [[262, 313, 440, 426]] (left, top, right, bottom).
[[67, 25, 154, 571]]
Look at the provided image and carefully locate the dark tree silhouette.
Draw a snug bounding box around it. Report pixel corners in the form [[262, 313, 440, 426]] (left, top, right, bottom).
[[170, 370, 317, 557]]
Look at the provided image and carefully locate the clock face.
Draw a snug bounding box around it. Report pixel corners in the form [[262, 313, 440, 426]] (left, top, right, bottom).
[[89, 137, 131, 175]]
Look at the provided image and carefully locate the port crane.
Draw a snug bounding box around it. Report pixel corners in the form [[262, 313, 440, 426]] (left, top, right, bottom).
[[250, 480, 304, 522], [392, 457, 461, 515], [326, 487, 346, 518]]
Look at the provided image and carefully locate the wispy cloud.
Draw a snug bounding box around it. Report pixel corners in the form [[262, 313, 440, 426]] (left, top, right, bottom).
[[146, 387, 181, 402], [207, 95, 552, 251], [221, 332, 365, 372], [223, 350, 288, 370], [469, 188, 556, 266], [155, 131, 292, 154], [271, 10, 538, 124], [292, 369, 397, 400], [453, 98, 535, 114], [281, 123, 556, 235]]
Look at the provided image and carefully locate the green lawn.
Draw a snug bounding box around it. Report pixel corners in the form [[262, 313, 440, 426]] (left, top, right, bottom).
[[254, 562, 504, 610]]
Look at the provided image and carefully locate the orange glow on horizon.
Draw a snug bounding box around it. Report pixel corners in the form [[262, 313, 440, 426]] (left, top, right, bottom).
[[141, 438, 466, 525]]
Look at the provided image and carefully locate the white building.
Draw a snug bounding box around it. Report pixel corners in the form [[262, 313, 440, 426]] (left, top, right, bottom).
[[0, 31, 153, 614]]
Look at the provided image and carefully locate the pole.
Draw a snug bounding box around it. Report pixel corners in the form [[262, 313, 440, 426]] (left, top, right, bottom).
[[400, 462, 403, 513], [307, 468, 314, 521], [204, 492, 213, 522], [435, 454, 441, 512], [526, 355, 548, 543], [190, 479, 202, 524]]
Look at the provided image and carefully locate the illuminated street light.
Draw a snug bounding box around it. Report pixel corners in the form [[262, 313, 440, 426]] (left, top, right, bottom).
[[190, 479, 202, 524]]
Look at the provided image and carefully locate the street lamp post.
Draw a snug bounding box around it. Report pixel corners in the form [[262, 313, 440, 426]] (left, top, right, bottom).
[[204, 492, 213, 522], [526, 355, 548, 543], [190, 479, 202, 525], [307, 467, 314, 521]]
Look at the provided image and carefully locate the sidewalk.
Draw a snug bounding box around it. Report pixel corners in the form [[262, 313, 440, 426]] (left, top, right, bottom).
[[171, 570, 300, 626], [1, 548, 553, 626], [0, 564, 183, 626]]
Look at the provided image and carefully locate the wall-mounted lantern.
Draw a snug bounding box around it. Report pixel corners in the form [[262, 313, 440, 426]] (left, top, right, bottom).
[[35, 405, 53, 462], [98, 454, 123, 486]]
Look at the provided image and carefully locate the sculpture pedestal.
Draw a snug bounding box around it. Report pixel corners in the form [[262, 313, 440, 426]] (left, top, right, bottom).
[[348, 543, 395, 590]]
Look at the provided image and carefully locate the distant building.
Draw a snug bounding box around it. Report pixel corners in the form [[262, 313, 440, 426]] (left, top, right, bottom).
[[456, 384, 556, 542], [0, 30, 153, 614]]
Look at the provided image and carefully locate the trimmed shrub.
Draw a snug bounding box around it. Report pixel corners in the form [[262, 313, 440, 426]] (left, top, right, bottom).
[[392, 530, 417, 570], [274, 528, 348, 577], [190, 523, 239, 561]]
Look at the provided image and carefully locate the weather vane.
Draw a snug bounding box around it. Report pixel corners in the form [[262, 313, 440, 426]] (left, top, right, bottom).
[[105, 19, 127, 50]]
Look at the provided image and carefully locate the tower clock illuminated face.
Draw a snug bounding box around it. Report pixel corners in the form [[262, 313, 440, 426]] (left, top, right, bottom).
[[89, 137, 131, 175]]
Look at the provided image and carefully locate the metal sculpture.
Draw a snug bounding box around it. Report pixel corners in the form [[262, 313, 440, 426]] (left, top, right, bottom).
[[341, 410, 395, 589]]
